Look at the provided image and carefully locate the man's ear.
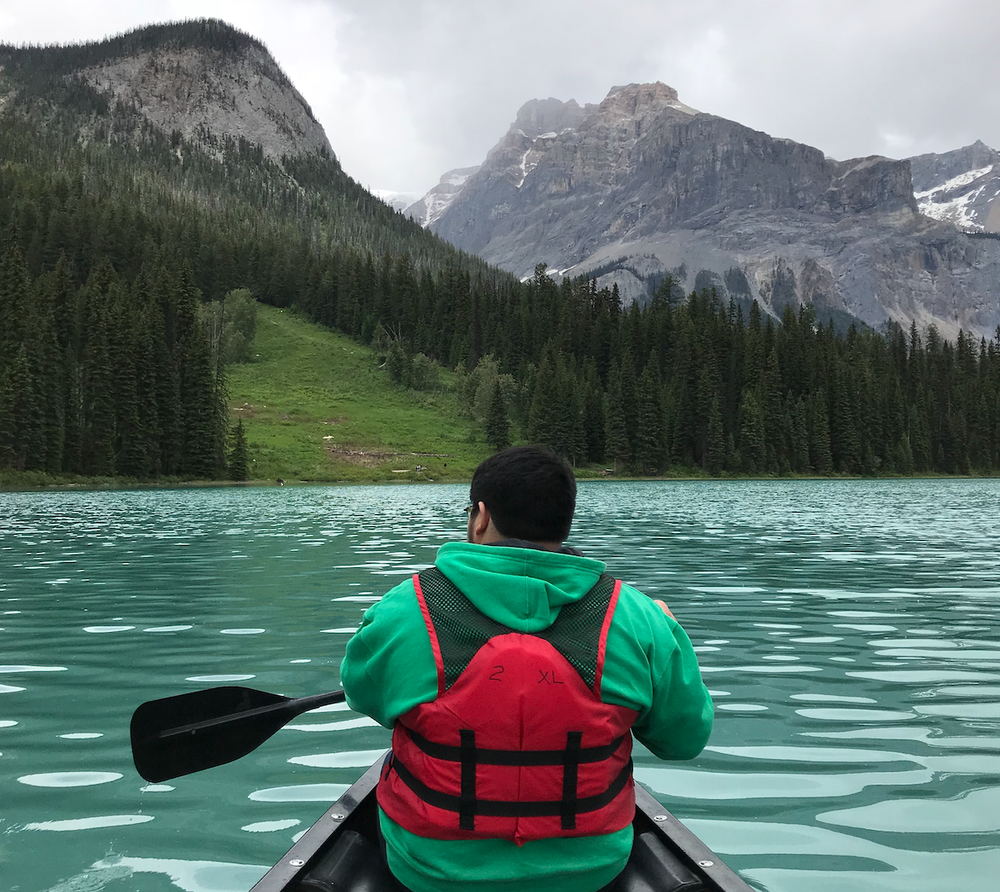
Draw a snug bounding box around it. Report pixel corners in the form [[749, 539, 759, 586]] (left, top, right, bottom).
[[471, 501, 491, 541]]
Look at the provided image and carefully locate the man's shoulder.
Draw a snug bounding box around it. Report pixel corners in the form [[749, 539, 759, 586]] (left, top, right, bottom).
[[379, 573, 422, 604], [610, 579, 652, 604], [609, 581, 680, 631], [359, 574, 423, 623]]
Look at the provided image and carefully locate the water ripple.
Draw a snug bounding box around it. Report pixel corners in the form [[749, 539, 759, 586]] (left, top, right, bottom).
[[18, 772, 122, 787]]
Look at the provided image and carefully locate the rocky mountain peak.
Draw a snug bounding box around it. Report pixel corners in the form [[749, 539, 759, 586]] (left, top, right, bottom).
[[598, 82, 698, 120], [512, 97, 592, 138], [70, 19, 332, 161], [413, 83, 702, 225], [909, 140, 998, 192]]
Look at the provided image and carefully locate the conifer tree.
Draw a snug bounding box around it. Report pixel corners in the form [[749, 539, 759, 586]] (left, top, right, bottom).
[[761, 348, 785, 471], [895, 434, 916, 475], [0, 363, 17, 469], [705, 394, 725, 475], [562, 367, 588, 465], [110, 285, 147, 478], [619, 347, 639, 463], [603, 365, 630, 473], [527, 345, 560, 446], [485, 377, 511, 453], [808, 390, 834, 475], [831, 368, 861, 473], [635, 362, 666, 473], [0, 345, 34, 470], [229, 417, 250, 480], [738, 388, 767, 473], [0, 242, 30, 375], [791, 397, 810, 473], [581, 361, 606, 463], [179, 316, 222, 478]]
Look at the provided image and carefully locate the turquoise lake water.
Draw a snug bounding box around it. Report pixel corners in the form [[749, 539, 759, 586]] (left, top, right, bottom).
[[1, 479, 999, 891]]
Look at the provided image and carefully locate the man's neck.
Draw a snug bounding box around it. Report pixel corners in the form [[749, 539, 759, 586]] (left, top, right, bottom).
[[488, 537, 581, 556]]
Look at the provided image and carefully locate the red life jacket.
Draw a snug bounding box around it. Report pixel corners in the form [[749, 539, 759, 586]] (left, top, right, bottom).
[[377, 567, 638, 846]]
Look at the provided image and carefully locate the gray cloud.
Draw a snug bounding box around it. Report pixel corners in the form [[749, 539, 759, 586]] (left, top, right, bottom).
[[3, 0, 999, 195]]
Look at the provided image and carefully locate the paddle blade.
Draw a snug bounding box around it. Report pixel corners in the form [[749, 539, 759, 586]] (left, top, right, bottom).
[[131, 686, 305, 782]]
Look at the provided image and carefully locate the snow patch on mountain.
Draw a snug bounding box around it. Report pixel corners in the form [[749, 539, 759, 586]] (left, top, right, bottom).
[[917, 187, 988, 230], [405, 166, 480, 227], [915, 165, 995, 230], [915, 165, 996, 197], [442, 170, 473, 187], [909, 142, 1000, 234], [516, 148, 533, 188]]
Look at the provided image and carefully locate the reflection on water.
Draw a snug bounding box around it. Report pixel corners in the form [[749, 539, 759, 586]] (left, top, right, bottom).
[[1, 479, 998, 892]]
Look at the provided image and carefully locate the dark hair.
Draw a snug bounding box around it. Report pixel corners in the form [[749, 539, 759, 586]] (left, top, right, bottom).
[[470, 445, 576, 542]]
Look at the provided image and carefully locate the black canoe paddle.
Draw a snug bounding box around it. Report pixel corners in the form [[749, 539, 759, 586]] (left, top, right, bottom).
[[130, 686, 347, 782]]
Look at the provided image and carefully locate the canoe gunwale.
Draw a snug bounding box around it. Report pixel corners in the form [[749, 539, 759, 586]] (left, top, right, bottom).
[[249, 757, 382, 892], [631, 783, 750, 892], [250, 751, 753, 892]]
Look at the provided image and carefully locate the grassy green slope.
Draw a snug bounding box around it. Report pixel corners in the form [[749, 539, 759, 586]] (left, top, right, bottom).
[[227, 305, 483, 483]]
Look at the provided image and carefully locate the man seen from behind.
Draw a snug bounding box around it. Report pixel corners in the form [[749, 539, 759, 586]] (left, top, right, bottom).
[[341, 445, 713, 892]]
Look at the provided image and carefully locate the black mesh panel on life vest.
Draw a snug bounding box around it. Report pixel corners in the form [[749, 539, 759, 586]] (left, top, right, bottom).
[[417, 567, 617, 690], [417, 568, 511, 689], [539, 575, 616, 689]]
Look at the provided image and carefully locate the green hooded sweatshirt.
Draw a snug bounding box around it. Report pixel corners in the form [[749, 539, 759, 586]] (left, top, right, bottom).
[[341, 540, 713, 892]]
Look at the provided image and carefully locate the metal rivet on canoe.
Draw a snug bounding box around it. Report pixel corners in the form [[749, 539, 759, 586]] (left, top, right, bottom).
[[652, 814, 668, 822], [698, 860, 715, 868], [332, 813, 346, 820], [289, 859, 305, 867]]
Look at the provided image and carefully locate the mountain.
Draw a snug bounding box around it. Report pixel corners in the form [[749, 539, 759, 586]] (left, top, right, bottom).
[[406, 97, 599, 228], [375, 189, 424, 214], [77, 36, 330, 161], [0, 19, 499, 481], [423, 83, 1000, 339], [3, 19, 329, 162], [0, 19, 472, 268], [0, 18, 505, 305], [404, 168, 480, 227], [910, 140, 1000, 232]]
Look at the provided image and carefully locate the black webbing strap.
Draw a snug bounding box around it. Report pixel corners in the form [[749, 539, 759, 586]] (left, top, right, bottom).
[[561, 731, 582, 830], [403, 726, 627, 766], [389, 757, 633, 820], [459, 729, 476, 831]]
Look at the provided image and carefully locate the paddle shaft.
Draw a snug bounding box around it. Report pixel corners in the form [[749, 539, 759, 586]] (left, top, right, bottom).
[[157, 689, 346, 740]]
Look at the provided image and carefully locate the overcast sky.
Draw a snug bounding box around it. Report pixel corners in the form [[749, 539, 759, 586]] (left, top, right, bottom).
[[3, 0, 999, 198]]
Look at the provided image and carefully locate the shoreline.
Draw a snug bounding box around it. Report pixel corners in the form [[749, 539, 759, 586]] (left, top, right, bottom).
[[3, 470, 998, 494]]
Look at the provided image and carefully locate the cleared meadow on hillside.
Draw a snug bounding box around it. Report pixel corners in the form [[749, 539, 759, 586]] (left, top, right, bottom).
[[226, 305, 482, 483]]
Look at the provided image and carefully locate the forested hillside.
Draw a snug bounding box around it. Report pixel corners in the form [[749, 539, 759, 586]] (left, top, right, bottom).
[[1, 20, 999, 482], [0, 21, 493, 481]]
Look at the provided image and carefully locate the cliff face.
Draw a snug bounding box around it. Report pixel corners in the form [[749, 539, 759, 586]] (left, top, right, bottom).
[[78, 41, 332, 161], [428, 83, 1000, 339], [0, 19, 333, 166]]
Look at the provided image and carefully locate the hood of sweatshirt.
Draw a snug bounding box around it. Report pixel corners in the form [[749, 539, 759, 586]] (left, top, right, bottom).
[[433, 539, 608, 633]]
